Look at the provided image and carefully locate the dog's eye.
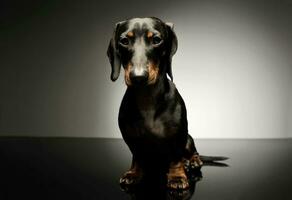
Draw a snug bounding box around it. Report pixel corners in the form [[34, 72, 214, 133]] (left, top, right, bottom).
[[119, 37, 130, 46], [152, 36, 162, 45]]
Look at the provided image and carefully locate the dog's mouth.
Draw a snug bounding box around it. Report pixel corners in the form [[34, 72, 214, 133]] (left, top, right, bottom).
[[129, 74, 149, 86], [124, 62, 159, 87]]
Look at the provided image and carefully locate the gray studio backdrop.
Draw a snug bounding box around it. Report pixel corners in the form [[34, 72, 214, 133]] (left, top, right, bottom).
[[0, 0, 291, 138]]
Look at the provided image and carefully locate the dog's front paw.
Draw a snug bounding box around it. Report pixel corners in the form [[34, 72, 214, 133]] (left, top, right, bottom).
[[119, 170, 143, 191], [167, 176, 189, 190], [167, 161, 190, 190]]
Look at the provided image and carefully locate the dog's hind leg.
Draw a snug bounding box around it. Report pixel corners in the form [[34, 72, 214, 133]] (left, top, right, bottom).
[[184, 134, 203, 168]]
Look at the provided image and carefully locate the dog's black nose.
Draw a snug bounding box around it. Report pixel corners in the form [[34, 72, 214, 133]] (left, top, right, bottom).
[[130, 72, 149, 85]]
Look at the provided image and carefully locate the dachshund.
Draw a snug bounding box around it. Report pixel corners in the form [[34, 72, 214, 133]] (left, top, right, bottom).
[[107, 17, 204, 190]]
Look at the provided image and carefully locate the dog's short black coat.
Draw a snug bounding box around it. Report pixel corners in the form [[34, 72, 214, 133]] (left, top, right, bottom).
[[107, 17, 203, 190]]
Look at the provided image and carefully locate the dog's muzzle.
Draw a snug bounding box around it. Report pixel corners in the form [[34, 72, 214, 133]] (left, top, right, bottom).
[[130, 71, 149, 85]]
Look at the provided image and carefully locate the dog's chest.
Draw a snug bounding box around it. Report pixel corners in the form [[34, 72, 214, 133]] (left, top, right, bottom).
[[140, 110, 165, 137], [135, 105, 181, 138], [119, 88, 183, 139]]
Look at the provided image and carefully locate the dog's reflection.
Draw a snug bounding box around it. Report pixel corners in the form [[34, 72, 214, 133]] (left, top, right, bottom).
[[121, 161, 228, 200]]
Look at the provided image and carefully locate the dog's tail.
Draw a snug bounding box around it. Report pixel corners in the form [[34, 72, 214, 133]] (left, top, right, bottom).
[[199, 155, 229, 167], [199, 155, 228, 162]]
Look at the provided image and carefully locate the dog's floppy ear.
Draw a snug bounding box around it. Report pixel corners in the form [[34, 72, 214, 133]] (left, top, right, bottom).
[[165, 22, 178, 81], [107, 22, 123, 81]]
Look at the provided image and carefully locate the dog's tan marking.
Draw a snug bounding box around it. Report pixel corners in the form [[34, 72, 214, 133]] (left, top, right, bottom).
[[147, 31, 153, 38], [127, 31, 134, 37], [148, 62, 159, 84], [124, 63, 132, 86]]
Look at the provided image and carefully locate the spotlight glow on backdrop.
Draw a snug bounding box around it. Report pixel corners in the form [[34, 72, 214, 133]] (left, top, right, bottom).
[[1, 0, 291, 138]]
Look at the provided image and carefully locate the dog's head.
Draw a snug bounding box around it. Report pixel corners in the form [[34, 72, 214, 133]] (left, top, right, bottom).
[[107, 17, 177, 86]]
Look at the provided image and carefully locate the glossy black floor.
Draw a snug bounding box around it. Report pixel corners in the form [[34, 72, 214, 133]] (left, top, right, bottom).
[[0, 138, 291, 200]]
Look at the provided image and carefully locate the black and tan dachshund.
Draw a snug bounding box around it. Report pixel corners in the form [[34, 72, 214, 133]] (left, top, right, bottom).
[[107, 17, 222, 190]]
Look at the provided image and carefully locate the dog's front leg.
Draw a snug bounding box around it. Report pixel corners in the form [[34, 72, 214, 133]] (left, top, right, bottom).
[[120, 157, 143, 188], [167, 160, 189, 189]]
